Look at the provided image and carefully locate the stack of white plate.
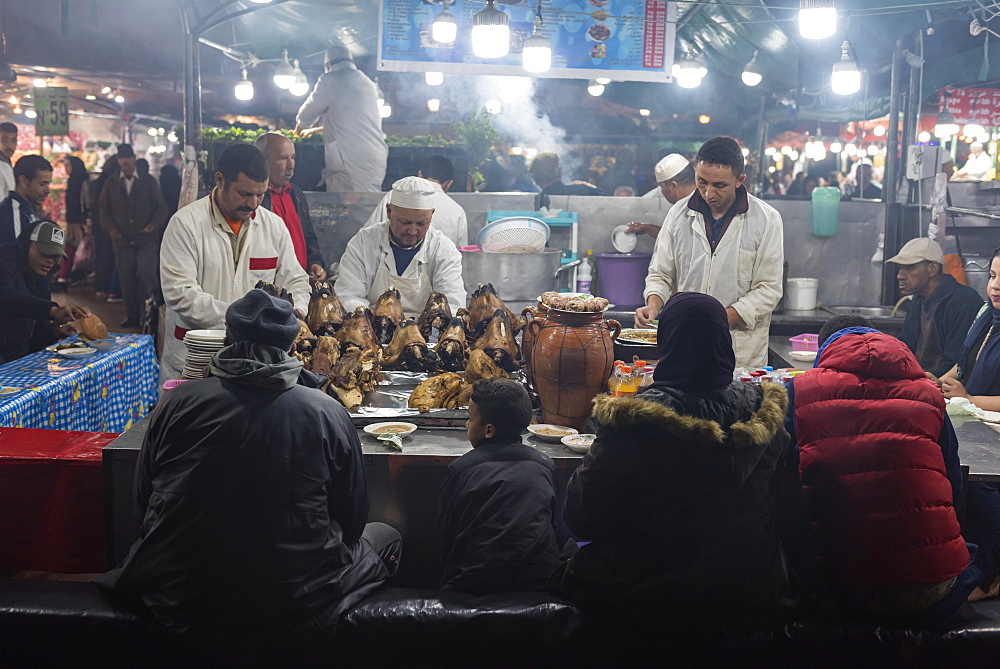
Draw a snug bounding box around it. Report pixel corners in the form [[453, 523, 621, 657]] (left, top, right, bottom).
[[182, 329, 226, 379]]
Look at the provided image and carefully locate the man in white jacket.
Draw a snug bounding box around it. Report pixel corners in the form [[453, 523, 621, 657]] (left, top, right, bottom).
[[294, 46, 388, 193], [337, 177, 465, 318], [635, 137, 783, 369], [0, 123, 17, 196], [362, 156, 468, 247], [159, 143, 310, 383]]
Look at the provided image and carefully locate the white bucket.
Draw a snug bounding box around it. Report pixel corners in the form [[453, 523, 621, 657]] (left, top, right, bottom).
[[785, 278, 819, 311]]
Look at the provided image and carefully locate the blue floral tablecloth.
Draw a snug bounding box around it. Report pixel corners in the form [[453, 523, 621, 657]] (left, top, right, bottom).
[[0, 334, 159, 433]]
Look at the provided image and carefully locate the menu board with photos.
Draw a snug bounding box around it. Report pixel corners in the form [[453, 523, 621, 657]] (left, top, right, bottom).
[[378, 0, 676, 82]]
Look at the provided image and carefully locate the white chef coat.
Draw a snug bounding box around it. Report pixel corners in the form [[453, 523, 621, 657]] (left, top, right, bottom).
[[0, 160, 13, 197], [362, 182, 468, 247], [296, 61, 388, 193], [336, 222, 466, 319], [642, 186, 665, 199], [958, 151, 994, 181], [159, 192, 310, 383], [644, 191, 784, 369]]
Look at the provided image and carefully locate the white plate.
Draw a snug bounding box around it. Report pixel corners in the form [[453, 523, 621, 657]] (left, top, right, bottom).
[[185, 329, 226, 338], [617, 328, 657, 345], [977, 410, 1000, 424], [363, 422, 418, 438], [57, 347, 97, 359], [789, 350, 817, 362], [611, 224, 637, 253], [562, 433, 596, 454], [527, 423, 579, 442]]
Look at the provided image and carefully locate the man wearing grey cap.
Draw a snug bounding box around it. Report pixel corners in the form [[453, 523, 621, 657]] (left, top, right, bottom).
[[337, 176, 466, 317], [889, 237, 983, 379], [629, 154, 697, 239], [99, 288, 400, 662]]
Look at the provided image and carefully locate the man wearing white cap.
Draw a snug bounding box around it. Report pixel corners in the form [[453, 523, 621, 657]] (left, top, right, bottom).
[[337, 177, 466, 317], [888, 237, 983, 379], [629, 154, 697, 239], [294, 46, 388, 193], [956, 141, 993, 181]]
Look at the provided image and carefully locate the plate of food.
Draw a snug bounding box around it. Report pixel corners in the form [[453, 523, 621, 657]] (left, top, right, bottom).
[[587, 24, 611, 41], [46, 342, 84, 353], [616, 329, 657, 345], [0, 386, 21, 395], [527, 424, 579, 443], [562, 433, 596, 454], [364, 422, 418, 438], [789, 350, 817, 363], [56, 347, 97, 359]]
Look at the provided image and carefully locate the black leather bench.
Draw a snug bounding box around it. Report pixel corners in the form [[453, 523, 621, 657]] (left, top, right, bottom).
[[4, 580, 1000, 667]]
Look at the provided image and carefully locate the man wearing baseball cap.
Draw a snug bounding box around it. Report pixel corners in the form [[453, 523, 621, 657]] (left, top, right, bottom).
[[628, 154, 697, 239], [888, 237, 983, 379], [0, 220, 90, 362]]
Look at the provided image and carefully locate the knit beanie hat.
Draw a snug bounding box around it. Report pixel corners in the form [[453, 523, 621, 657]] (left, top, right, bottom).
[[225, 289, 299, 350]]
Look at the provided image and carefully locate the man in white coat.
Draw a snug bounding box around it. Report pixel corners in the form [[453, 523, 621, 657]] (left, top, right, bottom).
[[0, 123, 17, 196], [294, 46, 388, 193], [362, 156, 467, 247], [337, 177, 466, 318], [635, 137, 783, 369], [159, 143, 310, 383]]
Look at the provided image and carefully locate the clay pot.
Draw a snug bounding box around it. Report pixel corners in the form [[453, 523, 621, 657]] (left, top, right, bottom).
[[527, 310, 621, 431], [520, 302, 549, 390]]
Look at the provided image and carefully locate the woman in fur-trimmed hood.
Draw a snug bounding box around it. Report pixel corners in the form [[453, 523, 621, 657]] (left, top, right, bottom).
[[556, 293, 792, 627]]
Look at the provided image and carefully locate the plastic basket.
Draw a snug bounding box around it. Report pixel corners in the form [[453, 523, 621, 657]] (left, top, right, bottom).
[[789, 333, 819, 352], [476, 216, 550, 254]]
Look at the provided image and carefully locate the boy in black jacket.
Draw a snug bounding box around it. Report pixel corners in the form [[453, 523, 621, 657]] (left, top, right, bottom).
[[438, 379, 559, 594]]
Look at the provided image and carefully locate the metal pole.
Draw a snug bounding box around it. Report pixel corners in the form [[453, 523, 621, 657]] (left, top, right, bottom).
[[181, 16, 202, 153], [880, 39, 905, 304], [754, 95, 769, 196]]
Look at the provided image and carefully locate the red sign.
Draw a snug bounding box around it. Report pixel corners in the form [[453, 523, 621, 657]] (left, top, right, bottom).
[[940, 87, 1000, 125]]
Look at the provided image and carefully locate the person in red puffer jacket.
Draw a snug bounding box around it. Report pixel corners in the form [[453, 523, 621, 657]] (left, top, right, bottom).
[[783, 317, 984, 628]]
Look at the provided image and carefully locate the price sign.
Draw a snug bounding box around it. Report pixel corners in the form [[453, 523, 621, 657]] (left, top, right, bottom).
[[33, 86, 70, 136]]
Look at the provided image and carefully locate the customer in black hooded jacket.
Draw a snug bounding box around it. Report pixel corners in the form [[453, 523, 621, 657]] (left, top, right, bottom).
[[556, 292, 791, 628], [0, 220, 89, 363]]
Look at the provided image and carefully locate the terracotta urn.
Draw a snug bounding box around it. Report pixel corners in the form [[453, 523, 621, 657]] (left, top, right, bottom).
[[520, 302, 549, 390], [526, 310, 621, 430]]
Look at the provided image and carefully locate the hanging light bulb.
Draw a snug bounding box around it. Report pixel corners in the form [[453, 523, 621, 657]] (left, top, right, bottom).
[[147, 127, 158, 137], [235, 68, 254, 101], [101, 86, 112, 95], [498, 76, 530, 104], [873, 125, 886, 137], [7, 95, 16, 105], [379, 103, 392, 119], [289, 60, 310, 96], [741, 50, 762, 87], [934, 110, 959, 138], [830, 142, 842, 153], [425, 71, 444, 86], [32, 78, 47, 88], [830, 41, 861, 95], [273, 49, 296, 89], [249, 0, 273, 4], [595, 77, 611, 85], [867, 144, 879, 156], [85, 92, 96, 100], [13, 105, 22, 115], [639, 108, 651, 117], [671, 51, 707, 89], [964, 123, 985, 138], [484, 99, 502, 114], [587, 80, 605, 96], [844, 143, 858, 156], [432, 3, 458, 44], [917, 131, 931, 143], [522, 4, 551, 74], [472, 0, 510, 59], [114, 94, 125, 103], [25, 109, 36, 119], [427, 98, 440, 112], [798, 0, 838, 40]]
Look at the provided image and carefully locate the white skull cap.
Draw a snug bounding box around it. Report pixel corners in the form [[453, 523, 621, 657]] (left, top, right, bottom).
[[389, 176, 437, 209], [654, 154, 689, 183]]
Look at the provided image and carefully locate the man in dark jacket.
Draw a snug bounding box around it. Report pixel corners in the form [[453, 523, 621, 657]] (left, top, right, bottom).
[[888, 237, 983, 378], [98, 144, 168, 328], [256, 132, 327, 280], [0, 221, 89, 362], [438, 378, 559, 594], [98, 289, 400, 662], [0, 154, 52, 247], [529, 152, 608, 208]]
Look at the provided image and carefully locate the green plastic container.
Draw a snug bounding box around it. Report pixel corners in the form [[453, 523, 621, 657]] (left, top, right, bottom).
[[811, 187, 840, 237]]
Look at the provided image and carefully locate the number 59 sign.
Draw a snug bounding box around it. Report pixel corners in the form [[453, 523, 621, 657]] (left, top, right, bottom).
[[33, 87, 70, 136]]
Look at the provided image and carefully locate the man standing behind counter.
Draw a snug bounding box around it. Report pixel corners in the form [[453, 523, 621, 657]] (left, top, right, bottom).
[[635, 136, 784, 369], [159, 142, 310, 384], [337, 176, 465, 318], [888, 237, 983, 379], [255, 132, 327, 281]]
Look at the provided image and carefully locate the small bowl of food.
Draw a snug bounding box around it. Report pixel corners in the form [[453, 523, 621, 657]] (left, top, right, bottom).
[[562, 433, 596, 454], [363, 422, 418, 438], [527, 423, 579, 443], [789, 350, 817, 363], [86, 337, 117, 352]]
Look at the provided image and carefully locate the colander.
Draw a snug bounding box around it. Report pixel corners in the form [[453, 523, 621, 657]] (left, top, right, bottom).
[[476, 216, 550, 254]]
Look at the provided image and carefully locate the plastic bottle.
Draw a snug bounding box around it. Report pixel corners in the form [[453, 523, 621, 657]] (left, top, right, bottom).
[[612, 365, 639, 397], [576, 255, 593, 294], [608, 360, 625, 393]]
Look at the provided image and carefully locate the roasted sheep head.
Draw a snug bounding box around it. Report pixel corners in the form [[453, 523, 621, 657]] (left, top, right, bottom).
[[371, 287, 405, 344], [464, 348, 509, 384], [383, 318, 440, 372], [408, 372, 468, 411], [434, 317, 469, 372], [293, 318, 317, 360], [309, 336, 341, 377], [335, 307, 382, 355], [255, 280, 294, 306], [473, 308, 521, 373], [417, 292, 453, 341], [306, 281, 348, 336], [325, 346, 383, 410], [467, 283, 519, 341]]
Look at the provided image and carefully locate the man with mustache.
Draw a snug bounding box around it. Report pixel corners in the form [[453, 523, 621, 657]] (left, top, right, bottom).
[[255, 132, 326, 281], [159, 142, 310, 384]]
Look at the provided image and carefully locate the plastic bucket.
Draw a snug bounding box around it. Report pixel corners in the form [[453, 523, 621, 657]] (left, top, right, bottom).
[[785, 277, 819, 311], [593, 253, 651, 308], [811, 187, 840, 237]]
